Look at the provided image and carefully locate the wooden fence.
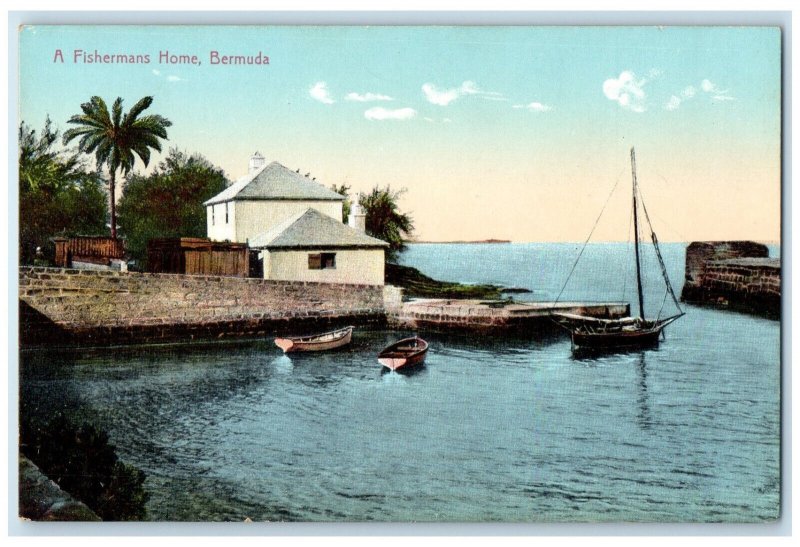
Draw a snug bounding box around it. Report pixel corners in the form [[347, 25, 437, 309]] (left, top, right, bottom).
[[53, 236, 126, 267], [147, 238, 249, 277]]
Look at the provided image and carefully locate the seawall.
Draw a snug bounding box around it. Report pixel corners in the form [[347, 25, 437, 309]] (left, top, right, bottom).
[[19, 267, 385, 347], [389, 299, 631, 333], [680, 241, 780, 318]]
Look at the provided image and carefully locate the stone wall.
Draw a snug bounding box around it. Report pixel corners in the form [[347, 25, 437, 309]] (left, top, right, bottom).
[[682, 241, 769, 289], [681, 242, 780, 318], [389, 299, 630, 333], [19, 267, 385, 347]]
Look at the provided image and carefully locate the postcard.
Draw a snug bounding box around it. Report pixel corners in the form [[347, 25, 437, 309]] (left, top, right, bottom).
[[15, 24, 782, 524]]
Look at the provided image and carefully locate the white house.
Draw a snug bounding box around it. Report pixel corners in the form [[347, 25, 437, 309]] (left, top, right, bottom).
[[204, 153, 387, 285], [249, 208, 388, 285], [204, 152, 345, 244]]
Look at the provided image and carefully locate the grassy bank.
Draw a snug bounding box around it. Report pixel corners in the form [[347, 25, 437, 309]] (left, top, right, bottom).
[[386, 262, 506, 299]]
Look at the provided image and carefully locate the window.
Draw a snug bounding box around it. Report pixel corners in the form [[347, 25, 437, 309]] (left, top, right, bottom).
[[308, 252, 336, 270], [211, 205, 215, 226], [225, 202, 229, 224]]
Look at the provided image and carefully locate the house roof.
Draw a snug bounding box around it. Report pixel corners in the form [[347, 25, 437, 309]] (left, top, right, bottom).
[[249, 208, 388, 250], [204, 161, 345, 205]]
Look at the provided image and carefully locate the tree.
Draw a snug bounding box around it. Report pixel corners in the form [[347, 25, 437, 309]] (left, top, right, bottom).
[[117, 148, 229, 267], [359, 186, 414, 261], [330, 183, 351, 224], [62, 96, 172, 239], [19, 118, 108, 264]]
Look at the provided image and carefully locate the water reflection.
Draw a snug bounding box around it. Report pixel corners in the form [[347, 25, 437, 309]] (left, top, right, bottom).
[[271, 355, 293, 374], [380, 363, 428, 378], [635, 352, 652, 430], [421, 329, 563, 355], [568, 347, 653, 431], [570, 341, 657, 360]]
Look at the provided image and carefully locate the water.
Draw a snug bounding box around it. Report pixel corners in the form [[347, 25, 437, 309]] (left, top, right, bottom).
[[19, 243, 781, 522]]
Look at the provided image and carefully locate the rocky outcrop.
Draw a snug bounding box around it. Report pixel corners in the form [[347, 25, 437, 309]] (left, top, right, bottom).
[[681, 241, 780, 318], [18, 455, 100, 521]]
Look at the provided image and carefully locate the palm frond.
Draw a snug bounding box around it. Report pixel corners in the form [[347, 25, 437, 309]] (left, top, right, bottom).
[[122, 96, 154, 127], [62, 126, 98, 146], [131, 143, 152, 167], [111, 97, 124, 129], [130, 115, 172, 137], [127, 131, 164, 152], [87, 96, 111, 125], [79, 132, 107, 154]]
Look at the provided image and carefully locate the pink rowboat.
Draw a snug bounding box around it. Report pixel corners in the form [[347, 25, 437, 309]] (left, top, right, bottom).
[[378, 336, 429, 371], [274, 326, 354, 353]]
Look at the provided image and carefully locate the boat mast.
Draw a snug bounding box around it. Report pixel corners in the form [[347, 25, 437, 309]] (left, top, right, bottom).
[[631, 147, 645, 319]]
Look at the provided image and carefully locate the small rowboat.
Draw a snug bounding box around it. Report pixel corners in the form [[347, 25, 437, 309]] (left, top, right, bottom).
[[274, 326, 354, 353], [378, 336, 429, 371]]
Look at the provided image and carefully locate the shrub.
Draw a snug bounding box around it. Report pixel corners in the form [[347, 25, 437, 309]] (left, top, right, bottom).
[[20, 412, 149, 521]]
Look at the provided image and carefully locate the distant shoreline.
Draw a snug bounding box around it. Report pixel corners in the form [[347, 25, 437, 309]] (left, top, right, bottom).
[[409, 239, 511, 245], [407, 240, 780, 246]]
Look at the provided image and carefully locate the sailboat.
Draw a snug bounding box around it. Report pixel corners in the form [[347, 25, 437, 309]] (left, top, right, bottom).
[[553, 147, 685, 351]]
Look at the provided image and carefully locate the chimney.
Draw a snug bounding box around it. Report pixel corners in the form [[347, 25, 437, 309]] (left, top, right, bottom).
[[348, 196, 366, 232], [249, 151, 265, 174]]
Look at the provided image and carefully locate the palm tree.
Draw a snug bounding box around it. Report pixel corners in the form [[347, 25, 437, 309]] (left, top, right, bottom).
[[63, 96, 172, 238], [359, 186, 414, 261]]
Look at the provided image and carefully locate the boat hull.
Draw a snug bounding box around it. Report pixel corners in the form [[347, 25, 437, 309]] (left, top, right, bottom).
[[274, 326, 353, 353], [378, 337, 429, 371], [378, 351, 428, 371], [571, 326, 662, 350]]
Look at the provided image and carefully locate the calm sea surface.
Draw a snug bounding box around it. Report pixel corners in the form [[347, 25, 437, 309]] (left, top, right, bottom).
[[20, 243, 781, 522]]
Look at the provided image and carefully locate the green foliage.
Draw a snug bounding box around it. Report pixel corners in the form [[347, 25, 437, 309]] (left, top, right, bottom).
[[63, 96, 172, 238], [330, 183, 351, 223], [19, 118, 109, 264], [385, 262, 503, 299], [359, 186, 414, 262], [20, 412, 149, 521], [117, 148, 229, 266]]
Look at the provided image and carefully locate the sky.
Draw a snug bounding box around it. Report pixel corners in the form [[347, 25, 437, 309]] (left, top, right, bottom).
[[17, 25, 781, 242]]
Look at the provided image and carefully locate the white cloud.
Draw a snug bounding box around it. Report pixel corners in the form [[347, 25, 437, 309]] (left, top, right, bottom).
[[152, 68, 183, 83], [422, 83, 462, 106], [345, 92, 394, 102], [665, 95, 682, 111], [603, 70, 648, 112], [665, 79, 736, 111], [422, 81, 504, 106], [513, 101, 552, 112], [701, 79, 735, 101], [422, 116, 454, 124], [309, 81, 335, 104], [364, 107, 417, 121], [700, 79, 736, 101]]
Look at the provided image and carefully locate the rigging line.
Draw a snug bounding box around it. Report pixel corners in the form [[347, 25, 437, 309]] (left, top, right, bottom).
[[651, 172, 690, 242], [621, 194, 634, 302], [656, 286, 669, 321], [551, 167, 626, 309], [637, 185, 684, 313]]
